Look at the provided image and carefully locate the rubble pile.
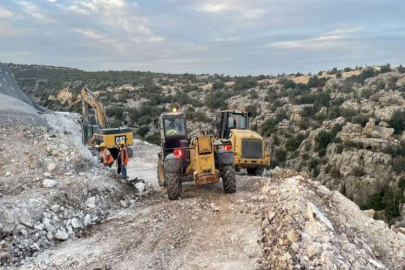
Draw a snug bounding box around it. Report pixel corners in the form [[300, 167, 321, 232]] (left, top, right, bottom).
[[258, 169, 405, 270], [0, 119, 139, 267]]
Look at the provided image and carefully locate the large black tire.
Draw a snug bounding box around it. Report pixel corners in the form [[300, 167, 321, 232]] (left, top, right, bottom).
[[247, 167, 264, 176], [247, 168, 255, 175], [166, 171, 182, 200], [222, 164, 236, 194]]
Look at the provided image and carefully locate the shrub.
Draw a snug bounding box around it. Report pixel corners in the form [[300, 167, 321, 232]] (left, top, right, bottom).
[[380, 63, 391, 73], [308, 76, 327, 88], [233, 76, 258, 91], [393, 157, 405, 173], [276, 109, 288, 121], [336, 144, 344, 154], [398, 65, 405, 74], [353, 167, 365, 177], [298, 119, 310, 130], [205, 92, 228, 109], [136, 126, 150, 137], [137, 115, 152, 126], [261, 118, 279, 136], [352, 115, 369, 127], [285, 134, 305, 152], [283, 79, 296, 89], [315, 131, 333, 150], [336, 71, 342, 78], [399, 178, 405, 191], [388, 110, 405, 134], [340, 108, 357, 121], [212, 81, 225, 91], [276, 148, 287, 163], [314, 92, 331, 109], [331, 123, 343, 137], [330, 166, 340, 178]]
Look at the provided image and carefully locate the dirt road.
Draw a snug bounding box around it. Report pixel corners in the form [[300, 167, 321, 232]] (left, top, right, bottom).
[[21, 143, 265, 270]]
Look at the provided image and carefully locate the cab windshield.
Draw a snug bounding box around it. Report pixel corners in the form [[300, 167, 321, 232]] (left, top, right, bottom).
[[164, 117, 186, 136], [228, 114, 248, 129]]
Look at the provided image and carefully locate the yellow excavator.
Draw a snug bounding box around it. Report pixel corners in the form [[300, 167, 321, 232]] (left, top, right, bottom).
[[81, 86, 133, 158], [217, 110, 270, 175]]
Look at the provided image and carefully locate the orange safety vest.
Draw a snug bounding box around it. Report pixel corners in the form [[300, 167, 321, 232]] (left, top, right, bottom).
[[120, 147, 129, 165], [102, 149, 114, 165]]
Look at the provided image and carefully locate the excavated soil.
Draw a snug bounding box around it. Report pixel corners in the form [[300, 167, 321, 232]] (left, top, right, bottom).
[[22, 176, 264, 270]]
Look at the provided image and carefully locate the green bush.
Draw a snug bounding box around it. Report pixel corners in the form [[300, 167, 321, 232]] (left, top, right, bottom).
[[205, 92, 228, 109], [393, 157, 405, 173], [308, 76, 327, 88], [388, 110, 405, 134], [136, 126, 150, 137], [380, 63, 391, 73], [276, 148, 287, 163], [352, 115, 369, 127], [285, 134, 306, 152], [245, 104, 258, 118], [261, 118, 279, 136], [398, 65, 405, 74], [298, 119, 310, 130], [353, 167, 365, 177], [315, 131, 333, 150], [212, 81, 225, 91], [283, 79, 296, 89]]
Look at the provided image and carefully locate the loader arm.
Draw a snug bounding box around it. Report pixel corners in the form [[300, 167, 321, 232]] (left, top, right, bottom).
[[81, 87, 108, 129]]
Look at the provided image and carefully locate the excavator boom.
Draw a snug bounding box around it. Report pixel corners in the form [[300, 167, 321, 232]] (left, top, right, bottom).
[[81, 87, 107, 129]]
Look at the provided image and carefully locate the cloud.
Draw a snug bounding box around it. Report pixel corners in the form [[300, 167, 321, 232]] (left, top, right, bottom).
[[16, 1, 54, 22], [267, 26, 364, 50], [195, 0, 267, 19], [197, 4, 230, 13], [72, 28, 127, 51], [67, 0, 163, 43], [0, 6, 13, 18], [46, 0, 57, 3]]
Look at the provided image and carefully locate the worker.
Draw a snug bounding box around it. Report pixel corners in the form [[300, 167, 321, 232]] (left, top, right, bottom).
[[100, 143, 114, 167], [118, 141, 129, 179]]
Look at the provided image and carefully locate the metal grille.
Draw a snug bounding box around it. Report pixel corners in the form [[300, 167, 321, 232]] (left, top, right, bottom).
[[242, 139, 263, 159]]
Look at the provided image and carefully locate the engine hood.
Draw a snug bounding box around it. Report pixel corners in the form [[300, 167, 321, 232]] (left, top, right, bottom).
[[230, 129, 263, 140]]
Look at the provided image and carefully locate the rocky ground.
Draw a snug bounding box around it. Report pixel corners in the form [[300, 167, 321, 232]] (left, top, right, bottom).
[[0, 108, 144, 268]]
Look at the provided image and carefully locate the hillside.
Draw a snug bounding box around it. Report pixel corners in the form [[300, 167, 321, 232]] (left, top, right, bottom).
[[0, 64, 405, 269], [6, 63, 405, 226]]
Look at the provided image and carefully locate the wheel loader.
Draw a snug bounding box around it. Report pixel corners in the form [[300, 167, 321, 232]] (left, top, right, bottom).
[[156, 107, 236, 200], [81, 87, 133, 158], [217, 110, 270, 175]]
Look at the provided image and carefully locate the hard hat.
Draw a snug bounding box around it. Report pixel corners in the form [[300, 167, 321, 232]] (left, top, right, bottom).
[[119, 141, 125, 145], [100, 143, 106, 147]]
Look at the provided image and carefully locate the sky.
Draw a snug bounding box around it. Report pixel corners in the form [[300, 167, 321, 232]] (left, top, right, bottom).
[[0, 0, 404, 76]]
